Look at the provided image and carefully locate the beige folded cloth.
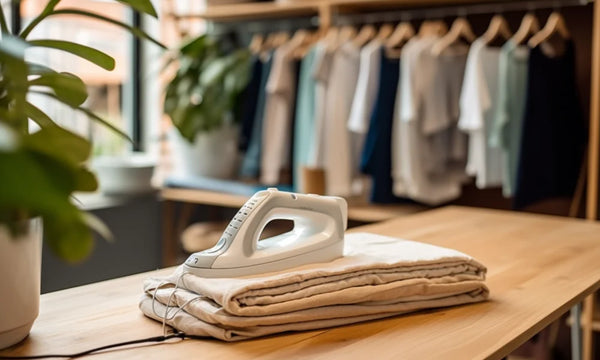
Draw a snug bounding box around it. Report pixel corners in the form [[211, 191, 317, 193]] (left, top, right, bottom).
[[139, 233, 488, 341]]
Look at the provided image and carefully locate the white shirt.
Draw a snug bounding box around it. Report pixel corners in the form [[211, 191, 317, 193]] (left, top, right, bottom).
[[458, 38, 504, 189], [323, 42, 361, 196], [347, 39, 382, 134], [308, 42, 334, 169], [260, 43, 297, 185]]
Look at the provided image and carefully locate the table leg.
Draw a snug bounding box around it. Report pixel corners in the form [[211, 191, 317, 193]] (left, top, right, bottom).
[[162, 200, 177, 267], [572, 303, 582, 360], [583, 294, 595, 360]]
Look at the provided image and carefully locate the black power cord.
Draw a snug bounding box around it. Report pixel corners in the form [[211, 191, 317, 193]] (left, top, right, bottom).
[[0, 332, 186, 359]]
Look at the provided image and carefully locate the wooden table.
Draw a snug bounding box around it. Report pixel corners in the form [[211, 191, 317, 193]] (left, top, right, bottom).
[[3, 206, 600, 359], [160, 187, 427, 266]]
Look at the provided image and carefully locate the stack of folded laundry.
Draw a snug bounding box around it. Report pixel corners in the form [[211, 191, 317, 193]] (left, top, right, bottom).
[[139, 232, 489, 341]]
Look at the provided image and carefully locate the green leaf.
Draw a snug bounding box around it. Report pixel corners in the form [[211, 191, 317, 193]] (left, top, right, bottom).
[[0, 36, 29, 132], [28, 39, 116, 71], [51, 9, 166, 49], [0, 5, 10, 34], [116, 0, 158, 18], [24, 102, 56, 128], [19, 0, 60, 39], [44, 214, 95, 263], [29, 72, 88, 107], [0, 151, 76, 217], [0, 148, 99, 262], [179, 35, 209, 56], [25, 126, 92, 165], [73, 167, 99, 192]]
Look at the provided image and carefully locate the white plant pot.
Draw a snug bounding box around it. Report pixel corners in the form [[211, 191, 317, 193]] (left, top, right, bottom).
[[169, 122, 240, 179], [93, 154, 157, 195], [0, 219, 42, 349]]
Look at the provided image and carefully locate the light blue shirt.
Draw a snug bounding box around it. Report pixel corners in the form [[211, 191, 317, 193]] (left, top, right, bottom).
[[292, 47, 317, 191]]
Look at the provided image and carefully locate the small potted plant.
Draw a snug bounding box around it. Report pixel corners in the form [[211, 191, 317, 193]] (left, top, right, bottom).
[[164, 33, 251, 179], [0, 0, 162, 349]]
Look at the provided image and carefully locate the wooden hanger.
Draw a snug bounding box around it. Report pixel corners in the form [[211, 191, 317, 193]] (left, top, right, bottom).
[[261, 32, 277, 53], [481, 15, 512, 45], [323, 26, 340, 52], [338, 25, 358, 46], [289, 29, 310, 48], [528, 11, 570, 48], [431, 17, 475, 55], [291, 29, 318, 59], [353, 24, 377, 48], [376, 23, 394, 40], [418, 20, 448, 38], [249, 33, 264, 54], [385, 22, 415, 50], [511, 13, 541, 45], [274, 32, 290, 48]]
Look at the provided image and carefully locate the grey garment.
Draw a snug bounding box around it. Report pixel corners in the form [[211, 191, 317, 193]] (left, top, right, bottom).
[[489, 40, 530, 197], [261, 43, 298, 185], [239, 53, 273, 179], [393, 38, 467, 205]]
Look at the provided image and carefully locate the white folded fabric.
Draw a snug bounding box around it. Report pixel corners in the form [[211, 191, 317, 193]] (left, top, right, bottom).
[[139, 232, 488, 341]]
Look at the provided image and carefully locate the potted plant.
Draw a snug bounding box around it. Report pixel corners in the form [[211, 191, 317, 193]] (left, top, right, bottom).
[[164, 33, 251, 179], [0, 0, 162, 349]]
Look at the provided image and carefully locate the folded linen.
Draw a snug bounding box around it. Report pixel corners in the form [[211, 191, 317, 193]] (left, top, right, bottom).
[[139, 232, 488, 341]]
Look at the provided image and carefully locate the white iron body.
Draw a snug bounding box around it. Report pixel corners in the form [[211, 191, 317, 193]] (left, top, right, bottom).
[[183, 189, 348, 278]]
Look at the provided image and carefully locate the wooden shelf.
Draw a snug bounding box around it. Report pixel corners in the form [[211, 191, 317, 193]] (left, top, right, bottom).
[[161, 187, 248, 208], [160, 187, 427, 223], [172, 1, 322, 22], [173, 0, 511, 23]]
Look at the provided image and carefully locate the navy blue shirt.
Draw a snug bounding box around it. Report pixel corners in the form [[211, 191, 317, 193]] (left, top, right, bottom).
[[240, 54, 273, 178], [237, 56, 263, 152], [514, 40, 586, 209], [360, 48, 405, 203]]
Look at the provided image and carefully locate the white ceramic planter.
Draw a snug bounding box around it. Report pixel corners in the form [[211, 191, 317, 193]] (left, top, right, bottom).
[[169, 122, 240, 179], [0, 218, 42, 349], [93, 154, 157, 195]]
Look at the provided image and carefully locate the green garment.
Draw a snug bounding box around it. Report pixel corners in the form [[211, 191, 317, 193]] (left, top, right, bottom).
[[293, 47, 317, 191], [489, 40, 529, 197]]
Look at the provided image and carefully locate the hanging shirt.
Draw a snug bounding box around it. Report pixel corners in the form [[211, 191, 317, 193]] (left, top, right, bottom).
[[348, 39, 383, 134], [239, 53, 273, 179], [458, 38, 504, 189], [360, 48, 404, 203], [308, 42, 334, 169], [237, 56, 263, 153], [324, 42, 361, 196], [309, 41, 360, 196], [489, 40, 530, 197], [260, 44, 299, 185], [293, 47, 318, 192], [392, 37, 467, 205], [514, 40, 586, 209]]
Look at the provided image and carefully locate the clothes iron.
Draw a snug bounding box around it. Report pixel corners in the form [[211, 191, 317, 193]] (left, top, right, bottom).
[[183, 188, 347, 278]]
